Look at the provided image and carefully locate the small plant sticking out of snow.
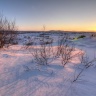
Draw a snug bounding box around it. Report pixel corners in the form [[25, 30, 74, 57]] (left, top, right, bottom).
[[73, 53, 96, 83], [77, 35, 86, 39]]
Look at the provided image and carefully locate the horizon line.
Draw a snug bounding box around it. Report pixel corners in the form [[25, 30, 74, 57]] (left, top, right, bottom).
[[18, 30, 96, 32]]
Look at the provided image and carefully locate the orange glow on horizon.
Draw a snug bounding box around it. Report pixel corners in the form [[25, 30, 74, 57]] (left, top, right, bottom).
[[19, 24, 96, 32]]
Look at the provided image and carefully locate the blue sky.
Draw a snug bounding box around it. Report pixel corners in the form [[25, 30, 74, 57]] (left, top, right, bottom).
[[0, 0, 96, 31]]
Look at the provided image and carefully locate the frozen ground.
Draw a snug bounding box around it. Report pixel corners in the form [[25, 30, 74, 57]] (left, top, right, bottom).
[[0, 33, 96, 96]]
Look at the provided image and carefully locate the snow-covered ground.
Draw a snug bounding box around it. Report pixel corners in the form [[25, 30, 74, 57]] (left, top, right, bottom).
[[0, 33, 96, 96]]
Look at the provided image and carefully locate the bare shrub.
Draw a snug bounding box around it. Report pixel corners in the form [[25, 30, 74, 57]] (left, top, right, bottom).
[[0, 14, 18, 48], [25, 26, 57, 66], [31, 33, 56, 65], [57, 33, 76, 66]]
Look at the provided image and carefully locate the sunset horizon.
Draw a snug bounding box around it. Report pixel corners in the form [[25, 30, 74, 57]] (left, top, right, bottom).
[[0, 0, 96, 32]]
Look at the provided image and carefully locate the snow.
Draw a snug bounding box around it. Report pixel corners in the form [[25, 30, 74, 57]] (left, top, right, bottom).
[[0, 33, 96, 96]]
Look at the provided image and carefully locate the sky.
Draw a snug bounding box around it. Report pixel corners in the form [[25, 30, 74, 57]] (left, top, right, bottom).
[[0, 0, 96, 31]]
